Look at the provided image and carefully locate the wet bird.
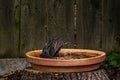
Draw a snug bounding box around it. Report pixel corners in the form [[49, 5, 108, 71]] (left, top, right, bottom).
[[40, 38, 64, 58]]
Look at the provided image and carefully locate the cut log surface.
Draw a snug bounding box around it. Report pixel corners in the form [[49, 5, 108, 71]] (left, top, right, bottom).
[[0, 68, 110, 80]]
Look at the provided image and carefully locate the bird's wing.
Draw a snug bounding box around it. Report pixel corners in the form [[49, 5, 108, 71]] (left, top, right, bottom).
[[41, 38, 64, 58], [50, 38, 64, 56]]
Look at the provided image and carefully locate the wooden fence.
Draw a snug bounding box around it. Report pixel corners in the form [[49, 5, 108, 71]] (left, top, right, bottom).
[[0, 0, 120, 58]]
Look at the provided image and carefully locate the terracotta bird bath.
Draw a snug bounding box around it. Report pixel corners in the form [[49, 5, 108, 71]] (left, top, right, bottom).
[[26, 49, 106, 72]]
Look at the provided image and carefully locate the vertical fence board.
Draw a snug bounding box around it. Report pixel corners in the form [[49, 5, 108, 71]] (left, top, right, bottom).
[[47, 0, 74, 48], [0, 0, 20, 58], [77, 0, 116, 52], [109, 0, 120, 51], [20, 0, 46, 57], [101, 0, 115, 52], [0, 0, 120, 58], [77, 0, 102, 49]]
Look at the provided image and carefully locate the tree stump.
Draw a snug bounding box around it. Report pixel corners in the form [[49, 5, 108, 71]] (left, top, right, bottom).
[[0, 68, 110, 80]]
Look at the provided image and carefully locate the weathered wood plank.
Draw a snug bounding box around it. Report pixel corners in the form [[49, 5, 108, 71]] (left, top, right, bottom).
[[108, 0, 120, 51], [77, 0, 103, 50], [0, 58, 29, 75], [101, 0, 115, 52], [0, 0, 120, 58], [77, 0, 117, 52], [47, 0, 74, 48], [0, 0, 20, 58], [20, 0, 47, 57]]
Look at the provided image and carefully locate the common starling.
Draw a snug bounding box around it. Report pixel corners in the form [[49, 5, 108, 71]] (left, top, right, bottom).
[[40, 38, 64, 58]]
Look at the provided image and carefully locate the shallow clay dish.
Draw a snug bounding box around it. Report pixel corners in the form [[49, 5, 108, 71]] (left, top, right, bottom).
[[26, 49, 106, 72]]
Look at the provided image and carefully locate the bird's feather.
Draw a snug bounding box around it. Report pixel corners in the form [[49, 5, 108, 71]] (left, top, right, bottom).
[[40, 38, 64, 58]]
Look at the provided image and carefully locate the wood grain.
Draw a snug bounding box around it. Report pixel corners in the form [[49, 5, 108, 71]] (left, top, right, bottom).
[[0, 0, 120, 57], [77, 0, 117, 52], [1, 69, 110, 80], [20, 0, 46, 57], [46, 0, 74, 48], [0, 0, 20, 58]]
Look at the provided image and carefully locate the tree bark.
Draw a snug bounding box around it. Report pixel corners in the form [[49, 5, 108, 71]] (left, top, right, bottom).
[[0, 69, 110, 80]]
